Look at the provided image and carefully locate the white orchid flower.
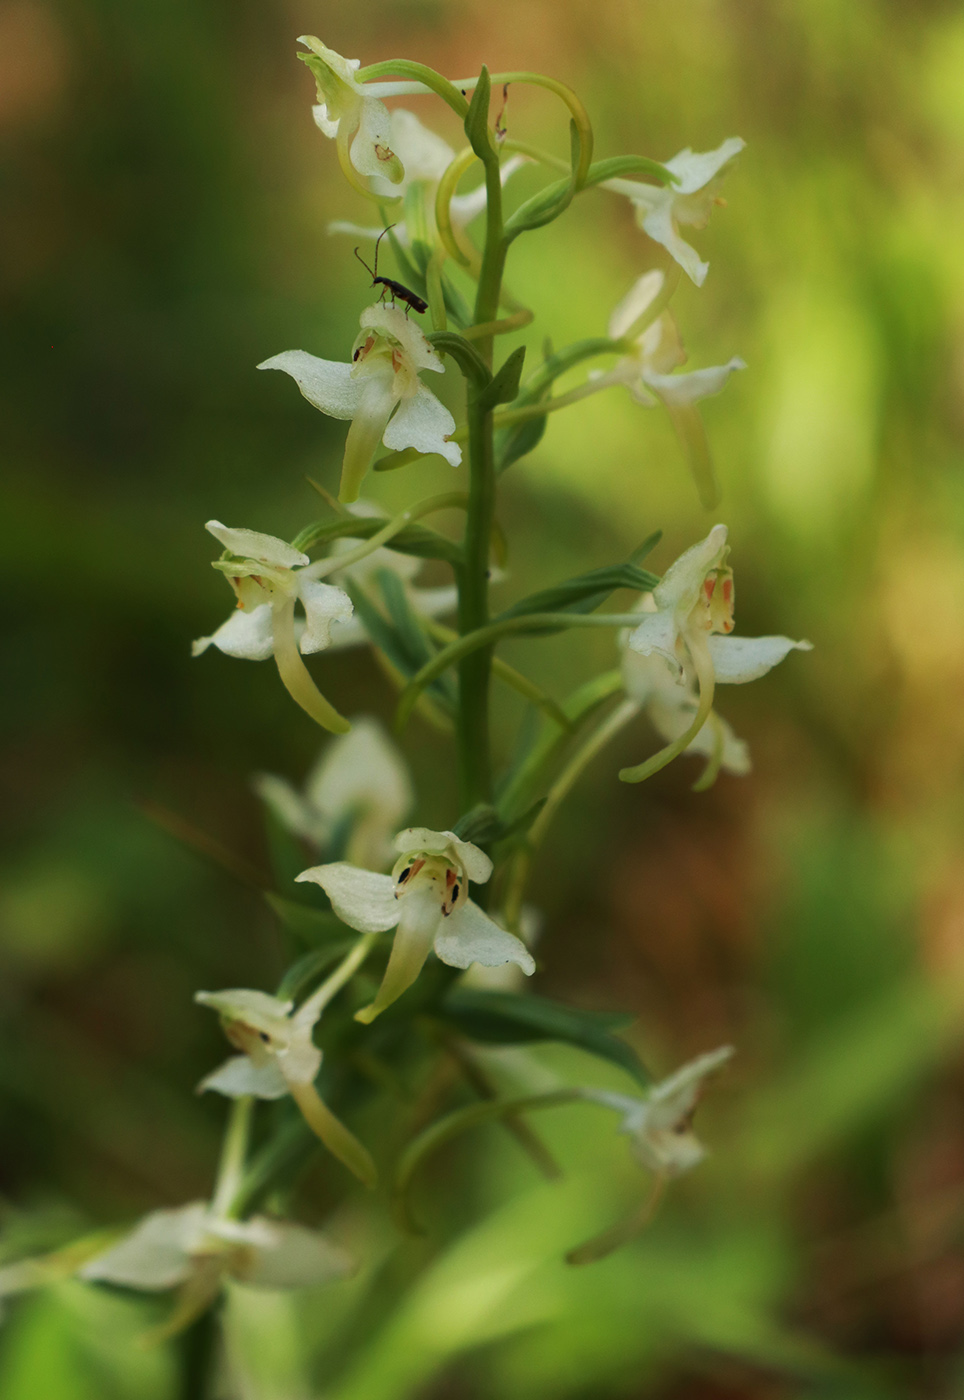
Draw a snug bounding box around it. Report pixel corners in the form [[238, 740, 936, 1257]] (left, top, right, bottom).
[[195, 985, 377, 1187], [259, 304, 460, 504], [605, 137, 745, 286], [602, 269, 745, 507], [298, 37, 404, 191], [297, 827, 535, 1024], [567, 1046, 734, 1264], [587, 1046, 734, 1178], [621, 525, 811, 782], [254, 717, 414, 868], [607, 270, 745, 409], [192, 522, 354, 734], [621, 598, 750, 783], [329, 108, 526, 244], [80, 1200, 352, 1297]]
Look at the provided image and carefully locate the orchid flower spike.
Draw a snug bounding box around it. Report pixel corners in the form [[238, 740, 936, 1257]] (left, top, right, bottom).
[[298, 37, 404, 191], [621, 598, 750, 787], [195, 987, 377, 1187], [297, 827, 535, 1024], [192, 523, 353, 734], [329, 108, 527, 245], [259, 304, 461, 503], [605, 137, 745, 286], [254, 717, 414, 869], [603, 270, 745, 507], [621, 526, 811, 783], [80, 1200, 352, 1336]]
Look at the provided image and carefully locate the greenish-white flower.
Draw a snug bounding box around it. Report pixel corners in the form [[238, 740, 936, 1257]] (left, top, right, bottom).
[[329, 108, 525, 244], [195, 987, 376, 1187], [259, 304, 460, 503], [298, 828, 535, 1024], [254, 717, 414, 868], [587, 1046, 734, 1177], [621, 526, 811, 782], [192, 522, 354, 734], [298, 36, 404, 189], [599, 269, 745, 506], [80, 1201, 352, 1294], [621, 599, 750, 780], [606, 138, 745, 286], [607, 270, 745, 410]]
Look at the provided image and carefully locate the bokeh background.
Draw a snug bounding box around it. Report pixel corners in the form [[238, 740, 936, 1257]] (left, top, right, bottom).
[[3, 0, 964, 1395]]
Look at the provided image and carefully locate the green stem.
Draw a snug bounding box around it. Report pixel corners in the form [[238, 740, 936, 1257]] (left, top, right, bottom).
[[210, 1096, 254, 1220], [456, 82, 507, 814]]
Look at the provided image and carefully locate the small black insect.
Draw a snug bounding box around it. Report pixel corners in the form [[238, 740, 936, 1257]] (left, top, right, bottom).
[[354, 226, 428, 317]]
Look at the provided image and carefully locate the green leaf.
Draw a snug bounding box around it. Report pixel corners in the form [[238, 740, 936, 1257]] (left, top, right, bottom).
[[376, 569, 457, 707], [276, 941, 358, 1001], [348, 581, 455, 711], [439, 989, 649, 1085], [495, 406, 548, 472], [451, 804, 503, 845], [292, 515, 463, 567], [265, 894, 346, 946], [478, 346, 527, 411], [493, 553, 659, 633], [463, 65, 493, 160]]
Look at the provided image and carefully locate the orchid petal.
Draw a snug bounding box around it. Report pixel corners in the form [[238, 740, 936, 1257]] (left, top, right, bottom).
[[359, 304, 442, 375], [433, 899, 536, 974], [233, 1222, 354, 1289], [192, 605, 275, 661], [663, 138, 745, 196], [608, 270, 665, 341], [296, 863, 400, 933], [80, 1204, 208, 1290], [644, 357, 746, 407], [355, 885, 440, 1023], [640, 200, 709, 287], [297, 580, 354, 655], [652, 524, 729, 615], [707, 633, 812, 684], [205, 523, 308, 569], [258, 352, 362, 421], [393, 829, 493, 884], [305, 718, 413, 839], [340, 373, 397, 502], [349, 91, 403, 183], [195, 988, 294, 1028], [198, 1055, 289, 1101], [383, 385, 460, 466], [625, 609, 685, 676]]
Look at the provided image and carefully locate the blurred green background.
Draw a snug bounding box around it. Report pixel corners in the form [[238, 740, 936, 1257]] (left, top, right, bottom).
[[3, 0, 964, 1395]]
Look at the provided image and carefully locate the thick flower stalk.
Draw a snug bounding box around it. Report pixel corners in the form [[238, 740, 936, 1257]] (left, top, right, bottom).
[[298, 827, 535, 1023], [259, 303, 461, 503], [192, 521, 354, 733], [620, 525, 811, 782]]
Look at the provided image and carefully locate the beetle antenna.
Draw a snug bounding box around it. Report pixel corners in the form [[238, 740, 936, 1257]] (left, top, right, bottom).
[[353, 246, 375, 280], [373, 224, 395, 279]]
